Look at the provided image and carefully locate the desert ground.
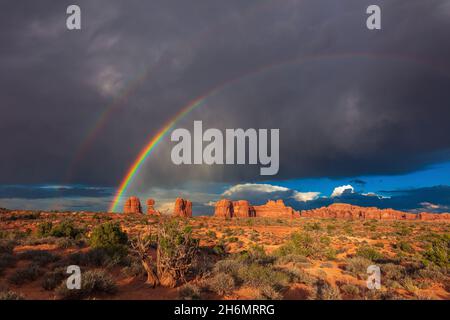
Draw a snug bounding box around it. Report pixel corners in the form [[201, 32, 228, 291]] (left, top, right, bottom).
[[0, 207, 448, 300]]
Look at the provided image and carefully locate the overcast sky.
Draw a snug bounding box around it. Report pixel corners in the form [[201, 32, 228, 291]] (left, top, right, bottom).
[[1, 0, 450, 213]]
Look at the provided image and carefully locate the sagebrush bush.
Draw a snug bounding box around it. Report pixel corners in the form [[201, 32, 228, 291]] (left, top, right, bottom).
[[0, 290, 25, 300], [382, 263, 405, 282], [287, 268, 315, 286], [339, 283, 360, 297], [344, 257, 372, 278], [314, 280, 342, 300], [19, 250, 60, 266], [210, 272, 235, 296], [56, 270, 117, 300], [121, 258, 146, 278], [276, 254, 309, 265], [42, 267, 67, 291], [0, 239, 15, 254], [213, 259, 242, 278], [8, 263, 42, 285], [256, 285, 283, 300], [68, 248, 116, 267], [236, 263, 290, 289], [178, 283, 201, 300], [0, 252, 16, 275]]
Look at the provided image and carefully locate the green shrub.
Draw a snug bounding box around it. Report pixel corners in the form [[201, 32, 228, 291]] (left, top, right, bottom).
[[355, 246, 383, 261], [55, 270, 117, 300], [35, 222, 53, 237], [395, 241, 414, 253], [89, 222, 128, 257], [236, 244, 274, 265], [275, 232, 320, 258], [51, 220, 83, 239], [304, 222, 322, 231], [206, 231, 217, 239], [422, 234, 449, 268]]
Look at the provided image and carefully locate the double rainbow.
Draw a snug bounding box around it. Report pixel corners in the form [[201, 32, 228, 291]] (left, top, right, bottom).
[[108, 53, 448, 212]]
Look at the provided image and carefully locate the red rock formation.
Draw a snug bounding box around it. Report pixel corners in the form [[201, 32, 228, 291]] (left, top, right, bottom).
[[418, 212, 450, 221], [214, 199, 234, 218], [123, 196, 142, 214], [253, 199, 299, 218], [214, 199, 298, 219], [146, 199, 160, 216], [173, 198, 192, 218], [232, 200, 253, 218], [301, 203, 450, 221]]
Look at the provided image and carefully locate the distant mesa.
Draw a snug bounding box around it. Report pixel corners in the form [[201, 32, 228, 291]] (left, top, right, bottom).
[[301, 203, 450, 221], [173, 198, 192, 218]]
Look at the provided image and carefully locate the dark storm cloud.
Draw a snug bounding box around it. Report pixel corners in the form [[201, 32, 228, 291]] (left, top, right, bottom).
[[0, 185, 113, 199], [1, 0, 450, 192]]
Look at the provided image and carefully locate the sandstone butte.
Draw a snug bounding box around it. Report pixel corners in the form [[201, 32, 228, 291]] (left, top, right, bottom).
[[123, 196, 142, 214], [173, 197, 193, 218], [123, 196, 450, 221]]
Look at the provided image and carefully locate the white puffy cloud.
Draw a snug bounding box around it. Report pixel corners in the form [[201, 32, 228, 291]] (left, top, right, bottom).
[[222, 183, 319, 203], [362, 192, 391, 199], [331, 184, 354, 197], [222, 183, 289, 197], [292, 191, 320, 202], [419, 202, 449, 211]]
